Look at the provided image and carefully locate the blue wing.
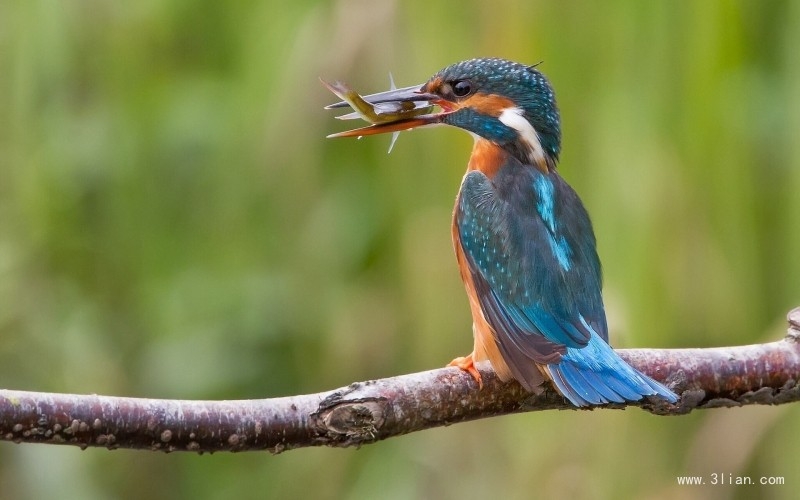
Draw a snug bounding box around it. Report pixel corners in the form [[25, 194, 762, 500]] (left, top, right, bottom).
[[456, 166, 606, 352], [456, 166, 676, 405]]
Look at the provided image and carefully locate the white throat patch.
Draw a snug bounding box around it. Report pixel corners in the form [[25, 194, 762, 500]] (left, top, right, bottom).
[[497, 107, 547, 168]]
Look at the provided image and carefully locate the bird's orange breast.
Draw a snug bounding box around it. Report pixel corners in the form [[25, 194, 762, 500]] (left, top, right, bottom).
[[467, 139, 507, 179]]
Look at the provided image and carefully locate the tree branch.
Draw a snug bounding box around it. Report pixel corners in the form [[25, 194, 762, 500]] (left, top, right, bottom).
[[2, 308, 800, 454]]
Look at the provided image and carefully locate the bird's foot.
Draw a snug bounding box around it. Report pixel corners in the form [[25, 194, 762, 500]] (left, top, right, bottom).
[[447, 353, 483, 389]]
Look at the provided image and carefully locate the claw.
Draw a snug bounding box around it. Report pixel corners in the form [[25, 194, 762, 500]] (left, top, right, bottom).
[[448, 353, 483, 389]]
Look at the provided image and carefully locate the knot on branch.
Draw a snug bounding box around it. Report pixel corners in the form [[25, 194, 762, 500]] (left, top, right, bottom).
[[311, 384, 388, 448]]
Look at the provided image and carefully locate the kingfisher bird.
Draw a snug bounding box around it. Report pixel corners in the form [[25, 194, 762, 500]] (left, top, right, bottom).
[[326, 58, 677, 407]]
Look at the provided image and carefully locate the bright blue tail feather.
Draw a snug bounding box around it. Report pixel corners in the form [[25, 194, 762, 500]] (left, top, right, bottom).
[[548, 331, 678, 407]]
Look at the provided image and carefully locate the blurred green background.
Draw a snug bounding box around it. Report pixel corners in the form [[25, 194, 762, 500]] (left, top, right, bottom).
[[2, 1, 799, 499]]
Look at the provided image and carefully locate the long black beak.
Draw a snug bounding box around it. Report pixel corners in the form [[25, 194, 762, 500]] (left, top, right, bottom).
[[324, 84, 435, 109]]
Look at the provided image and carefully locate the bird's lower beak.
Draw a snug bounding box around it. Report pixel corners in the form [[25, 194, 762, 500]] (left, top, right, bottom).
[[324, 82, 444, 138]]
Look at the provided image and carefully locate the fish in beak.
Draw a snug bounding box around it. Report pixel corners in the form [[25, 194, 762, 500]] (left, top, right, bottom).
[[322, 78, 444, 140]]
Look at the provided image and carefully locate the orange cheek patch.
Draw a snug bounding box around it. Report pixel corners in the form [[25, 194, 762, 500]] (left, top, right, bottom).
[[462, 93, 516, 117], [423, 77, 443, 94]]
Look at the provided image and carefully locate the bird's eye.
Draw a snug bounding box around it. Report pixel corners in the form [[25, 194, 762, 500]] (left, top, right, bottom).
[[452, 80, 473, 97]]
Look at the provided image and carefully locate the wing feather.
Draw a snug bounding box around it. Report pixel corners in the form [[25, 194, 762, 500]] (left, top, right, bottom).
[[456, 167, 607, 371]]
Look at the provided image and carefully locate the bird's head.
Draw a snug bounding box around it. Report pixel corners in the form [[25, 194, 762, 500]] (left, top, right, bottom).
[[327, 58, 562, 170]]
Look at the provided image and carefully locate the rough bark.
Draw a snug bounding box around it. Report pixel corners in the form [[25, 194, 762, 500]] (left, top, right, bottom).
[[2, 307, 799, 454]]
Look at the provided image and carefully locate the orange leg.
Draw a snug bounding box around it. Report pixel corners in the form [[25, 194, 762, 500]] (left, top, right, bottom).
[[447, 352, 483, 389]]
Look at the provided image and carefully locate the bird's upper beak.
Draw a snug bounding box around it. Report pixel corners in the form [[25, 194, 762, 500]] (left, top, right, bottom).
[[323, 81, 445, 138]]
